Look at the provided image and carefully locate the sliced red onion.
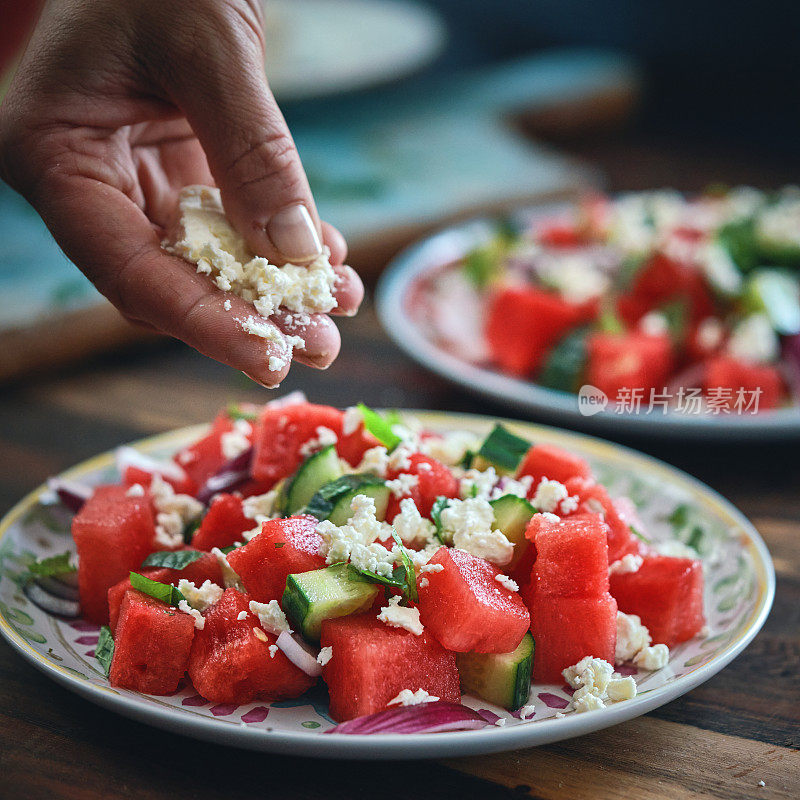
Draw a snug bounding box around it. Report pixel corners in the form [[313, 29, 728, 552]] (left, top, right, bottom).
[[195, 445, 254, 505], [266, 390, 307, 409], [326, 701, 491, 735], [23, 581, 80, 618], [276, 631, 322, 677], [115, 446, 188, 483], [46, 478, 94, 513]]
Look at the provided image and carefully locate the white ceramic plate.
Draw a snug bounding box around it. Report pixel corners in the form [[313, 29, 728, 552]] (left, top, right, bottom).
[[0, 413, 774, 759], [376, 212, 800, 440], [263, 0, 445, 101]]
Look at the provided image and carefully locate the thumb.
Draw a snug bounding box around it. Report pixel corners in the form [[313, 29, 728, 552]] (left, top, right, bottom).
[[154, 2, 323, 264]]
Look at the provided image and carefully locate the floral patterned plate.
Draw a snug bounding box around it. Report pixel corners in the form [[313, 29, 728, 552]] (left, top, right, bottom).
[[0, 412, 774, 759]]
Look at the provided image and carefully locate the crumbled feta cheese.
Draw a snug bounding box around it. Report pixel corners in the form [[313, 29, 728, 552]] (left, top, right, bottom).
[[299, 425, 338, 457], [178, 579, 223, 611], [178, 600, 205, 630], [609, 553, 644, 575], [418, 430, 479, 466], [317, 646, 333, 666], [563, 655, 638, 712], [392, 497, 436, 547], [165, 186, 338, 318], [210, 547, 242, 589], [386, 444, 414, 473], [249, 600, 292, 636], [268, 644, 279, 658], [236, 610, 248, 621], [387, 688, 439, 706], [606, 676, 637, 702], [342, 406, 362, 436], [532, 478, 569, 513], [696, 316, 724, 351], [559, 495, 579, 514], [572, 691, 606, 713], [125, 483, 145, 497], [538, 251, 610, 304], [316, 495, 397, 577], [149, 475, 204, 549], [633, 643, 670, 671], [757, 780, 766, 788], [651, 540, 698, 559], [357, 446, 390, 477], [540, 512, 561, 523], [418, 577, 429, 589], [377, 596, 424, 635], [242, 489, 280, 523], [727, 313, 780, 365], [460, 467, 499, 500], [441, 497, 514, 567], [615, 612, 652, 663], [386, 472, 420, 499], [639, 311, 669, 337], [519, 705, 535, 720], [220, 418, 252, 460], [495, 574, 519, 592], [489, 475, 534, 501], [419, 562, 444, 575], [494, 718, 507, 727], [696, 241, 743, 296]]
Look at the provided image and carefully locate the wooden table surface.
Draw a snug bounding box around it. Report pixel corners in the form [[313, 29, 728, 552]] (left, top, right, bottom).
[[1, 130, 799, 798]]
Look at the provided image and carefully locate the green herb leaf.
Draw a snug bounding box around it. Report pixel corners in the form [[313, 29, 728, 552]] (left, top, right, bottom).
[[629, 525, 651, 544], [598, 309, 625, 334], [27, 551, 76, 577], [686, 525, 705, 552], [184, 515, 203, 544], [219, 544, 238, 554], [476, 424, 531, 474], [356, 403, 403, 450], [226, 403, 259, 422], [389, 530, 418, 604], [95, 626, 115, 677], [141, 550, 205, 571], [129, 572, 185, 607], [430, 496, 451, 544], [666, 504, 690, 530], [538, 326, 590, 393], [348, 563, 405, 592], [302, 473, 380, 520]]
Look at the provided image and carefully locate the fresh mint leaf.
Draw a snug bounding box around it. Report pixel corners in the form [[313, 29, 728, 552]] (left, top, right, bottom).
[[95, 626, 115, 677], [357, 403, 402, 450], [389, 530, 418, 604], [141, 550, 204, 571], [476, 424, 531, 473], [129, 572, 185, 607], [348, 564, 405, 593], [27, 551, 76, 577], [629, 525, 651, 544], [430, 496, 451, 544]]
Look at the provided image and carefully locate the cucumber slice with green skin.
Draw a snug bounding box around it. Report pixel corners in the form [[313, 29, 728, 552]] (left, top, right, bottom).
[[457, 632, 535, 711], [538, 326, 589, 394], [327, 481, 390, 526], [303, 474, 381, 521], [283, 446, 344, 515], [282, 563, 379, 641], [475, 424, 531, 475], [490, 494, 535, 570]]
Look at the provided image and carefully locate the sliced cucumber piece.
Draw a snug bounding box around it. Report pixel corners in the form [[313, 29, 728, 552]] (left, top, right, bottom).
[[303, 474, 377, 520], [282, 563, 379, 641], [284, 445, 344, 515], [538, 326, 589, 394], [490, 494, 535, 570], [475, 424, 531, 475], [328, 480, 390, 526], [457, 632, 535, 710]]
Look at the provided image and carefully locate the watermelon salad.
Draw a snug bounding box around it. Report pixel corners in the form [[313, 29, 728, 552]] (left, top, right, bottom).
[[410, 187, 800, 414], [32, 398, 706, 731]]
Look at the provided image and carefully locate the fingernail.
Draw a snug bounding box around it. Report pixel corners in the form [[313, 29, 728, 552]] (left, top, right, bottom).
[[266, 204, 322, 263], [243, 371, 282, 389]]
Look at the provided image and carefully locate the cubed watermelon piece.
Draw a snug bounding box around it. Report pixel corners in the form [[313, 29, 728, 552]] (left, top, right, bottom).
[[385, 453, 459, 521], [705, 356, 784, 411], [172, 413, 236, 492], [565, 478, 640, 564], [251, 403, 344, 487], [320, 613, 460, 721], [528, 592, 618, 683], [72, 485, 156, 623], [191, 493, 252, 551], [188, 589, 315, 704], [485, 286, 598, 377], [108, 589, 195, 694], [337, 419, 381, 467], [529, 514, 610, 598], [585, 331, 674, 405], [609, 554, 704, 647], [518, 443, 592, 487], [107, 549, 224, 633], [417, 547, 530, 653], [122, 465, 194, 496], [226, 515, 325, 602]]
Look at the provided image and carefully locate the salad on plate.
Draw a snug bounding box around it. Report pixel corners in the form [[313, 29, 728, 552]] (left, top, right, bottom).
[[31, 398, 707, 732]]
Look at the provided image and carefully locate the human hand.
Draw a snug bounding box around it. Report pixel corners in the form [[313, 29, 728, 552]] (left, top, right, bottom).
[[0, 0, 363, 386]]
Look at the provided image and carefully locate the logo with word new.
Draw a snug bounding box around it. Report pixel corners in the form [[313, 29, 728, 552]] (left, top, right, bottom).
[[577, 385, 608, 416]]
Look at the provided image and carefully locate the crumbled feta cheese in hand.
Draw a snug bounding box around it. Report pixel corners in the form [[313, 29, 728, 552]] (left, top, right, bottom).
[[149, 475, 204, 549], [387, 688, 439, 706], [460, 467, 499, 500], [165, 186, 338, 318], [178, 579, 223, 611], [495, 574, 519, 592], [316, 495, 397, 577], [633, 643, 670, 671], [210, 547, 242, 589], [377, 596, 423, 635], [727, 313, 780, 365], [609, 553, 644, 575], [178, 600, 205, 630], [615, 612, 652, 663], [441, 497, 514, 567], [249, 600, 292, 636], [223, 299, 232, 311], [386, 472, 420, 499], [125, 483, 145, 497], [317, 646, 333, 666], [299, 426, 338, 457], [532, 478, 569, 513], [392, 497, 436, 547], [357, 446, 390, 477], [220, 419, 252, 460], [236, 610, 248, 621]]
